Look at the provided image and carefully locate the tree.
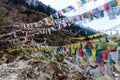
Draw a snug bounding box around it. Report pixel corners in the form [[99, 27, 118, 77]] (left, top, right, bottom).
[[9, 0, 25, 4]]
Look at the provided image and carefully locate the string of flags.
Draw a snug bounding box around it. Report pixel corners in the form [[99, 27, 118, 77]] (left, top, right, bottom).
[[1, 18, 120, 42], [1, 0, 120, 40], [1, 36, 120, 79], [14, 1, 120, 30], [13, 0, 120, 29], [1, 35, 120, 65], [1, 1, 120, 78]]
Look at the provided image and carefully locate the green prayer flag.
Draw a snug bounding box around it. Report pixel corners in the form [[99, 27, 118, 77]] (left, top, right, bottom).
[[118, 40, 120, 46], [109, 0, 117, 7], [73, 23, 77, 26], [96, 42, 104, 50], [118, 40, 120, 64], [109, 55, 113, 65], [49, 15, 53, 21], [62, 9, 67, 13], [81, 0, 87, 4]]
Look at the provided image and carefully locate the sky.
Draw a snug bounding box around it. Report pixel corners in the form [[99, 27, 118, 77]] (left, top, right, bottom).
[[39, 0, 120, 35], [39, 0, 71, 10]]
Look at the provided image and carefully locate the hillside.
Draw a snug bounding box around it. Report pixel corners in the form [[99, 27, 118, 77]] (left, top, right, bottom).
[[0, 0, 56, 26], [0, 0, 107, 80]]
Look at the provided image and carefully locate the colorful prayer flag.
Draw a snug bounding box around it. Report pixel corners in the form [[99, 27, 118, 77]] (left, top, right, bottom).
[[49, 15, 54, 21], [76, 0, 82, 8], [61, 9, 67, 13], [116, 0, 120, 6], [68, 5, 75, 10], [53, 13, 59, 19], [104, 3, 110, 10], [109, 0, 117, 7], [87, 0, 92, 2], [81, 0, 87, 4], [58, 11, 63, 17], [65, 7, 71, 12]]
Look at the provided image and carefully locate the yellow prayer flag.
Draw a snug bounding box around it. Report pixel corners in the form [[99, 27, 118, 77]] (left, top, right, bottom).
[[114, 63, 120, 72], [117, 0, 120, 6], [92, 56, 96, 63], [80, 57, 84, 64], [73, 43, 77, 49], [65, 7, 71, 12], [87, 0, 92, 2], [88, 35, 93, 38], [76, 42, 81, 48], [93, 39, 99, 43], [100, 37, 106, 42], [71, 44, 75, 55], [92, 48, 96, 57], [49, 15, 54, 21]]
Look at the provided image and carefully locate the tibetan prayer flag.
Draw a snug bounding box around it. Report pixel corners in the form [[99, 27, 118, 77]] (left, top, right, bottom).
[[87, 0, 92, 2], [118, 40, 120, 46], [42, 19, 47, 25], [114, 63, 120, 72], [76, 48, 79, 57], [109, 55, 113, 65], [96, 50, 103, 57], [96, 55, 102, 64], [86, 48, 92, 56], [96, 41, 104, 50], [76, 57, 80, 63], [104, 3, 110, 10], [107, 9, 116, 20], [92, 8, 98, 13], [32, 23, 38, 28], [61, 9, 67, 13], [116, 0, 120, 6], [83, 13, 89, 18], [76, 0, 82, 8], [109, 0, 117, 7], [79, 15, 84, 20], [100, 37, 106, 43], [68, 5, 75, 10], [65, 7, 71, 12], [93, 0, 97, 2], [53, 13, 59, 19], [49, 15, 53, 21], [80, 57, 84, 64], [58, 11, 63, 17], [85, 41, 93, 49], [73, 43, 77, 49], [99, 11, 104, 18], [112, 7, 120, 16], [92, 48, 96, 57], [81, 0, 87, 4], [76, 49, 80, 62], [73, 22, 77, 26], [71, 44, 75, 55], [79, 49, 84, 57], [46, 17, 50, 21], [47, 28, 51, 35], [102, 49, 109, 61], [98, 6, 104, 11]]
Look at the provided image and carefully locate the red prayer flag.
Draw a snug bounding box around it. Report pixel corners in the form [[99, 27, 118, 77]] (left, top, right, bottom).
[[76, 1, 82, 8], [104, 3, 110, 10], [102, 49, 109, 61], [79, 49, 84, 57], [58, 11, 63, 17]]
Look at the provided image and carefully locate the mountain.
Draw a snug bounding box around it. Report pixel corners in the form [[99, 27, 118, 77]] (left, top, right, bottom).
[[0, 0, 102, 47], [9, 0, 56, 16]]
